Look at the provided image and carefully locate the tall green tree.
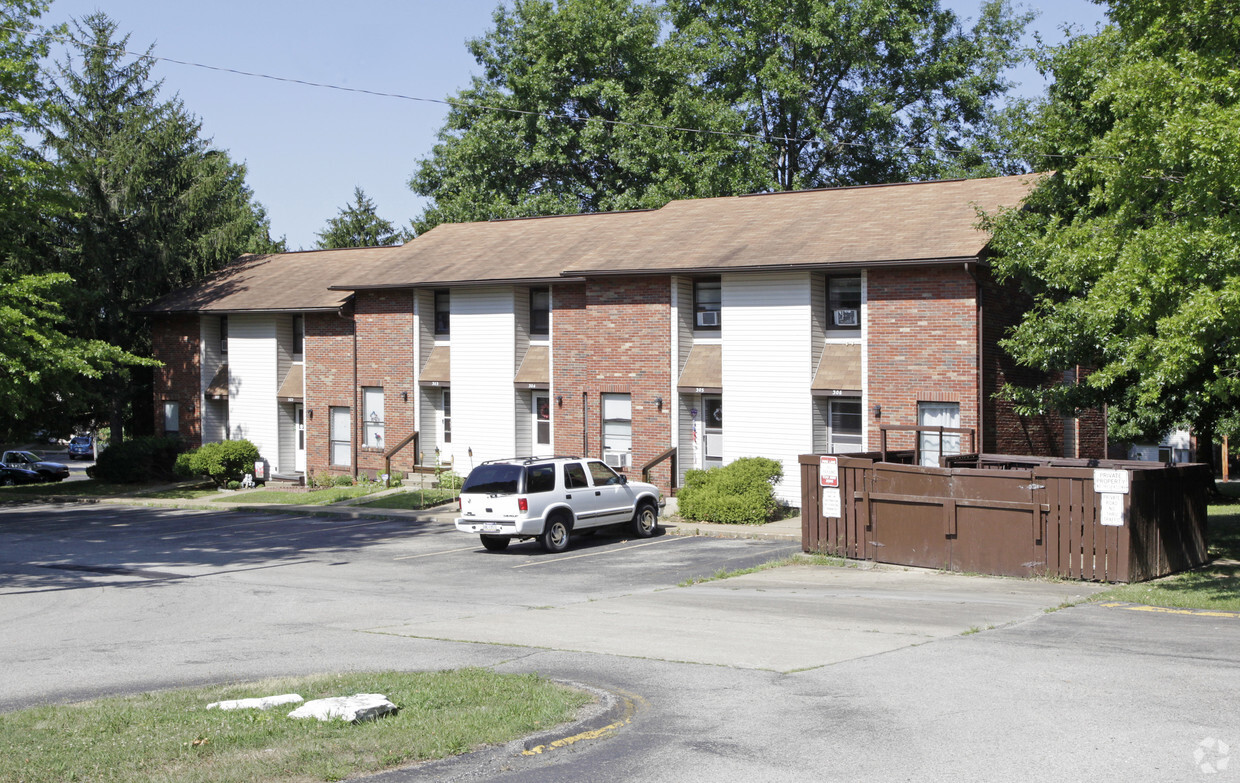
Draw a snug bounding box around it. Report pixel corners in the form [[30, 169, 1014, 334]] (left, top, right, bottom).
[[315, 186, 407, 248], [1, 1, 152, 439], [669, 0, 1033, 190], [986, 0, 1240, 452], [409, 0, 768, 234], [38, 13, 282, 439]]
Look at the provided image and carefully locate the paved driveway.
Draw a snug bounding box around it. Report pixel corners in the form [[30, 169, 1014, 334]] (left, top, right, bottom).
[[1, 503, 1236, 782]]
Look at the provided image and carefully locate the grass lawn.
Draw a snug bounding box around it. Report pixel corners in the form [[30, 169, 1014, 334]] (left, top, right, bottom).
[[0, 479, 174, 498], [217, 485, 385, 505], [1093, 489, 1240, 611], [0, 669, 590, 783], [358, 489, 459, 510]]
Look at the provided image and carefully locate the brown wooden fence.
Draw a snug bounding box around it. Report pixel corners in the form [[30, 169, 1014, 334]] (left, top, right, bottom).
[[800, 453, 1210, 582]]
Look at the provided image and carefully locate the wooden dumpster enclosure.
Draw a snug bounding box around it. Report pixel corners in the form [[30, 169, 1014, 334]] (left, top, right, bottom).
[[800, 453, 1210, 582]]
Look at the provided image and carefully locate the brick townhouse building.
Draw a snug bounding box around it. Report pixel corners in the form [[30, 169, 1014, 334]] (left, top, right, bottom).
[[146, 174, 1105, 504]]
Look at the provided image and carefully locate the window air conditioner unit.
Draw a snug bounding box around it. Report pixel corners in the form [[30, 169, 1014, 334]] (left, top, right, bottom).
[[604, 452, 629, 468], [833, 309, 859, 326], [696, 311, 720, 327]]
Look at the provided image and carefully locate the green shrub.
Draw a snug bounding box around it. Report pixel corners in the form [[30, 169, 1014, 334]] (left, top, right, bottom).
[[308, 471, 333, 488], [332, 474, 355, 487], [436, 470, 464, 491], [89, 436, 185, 484], [226, 480, 241, 491], [677, 456, 783, 525], [181, 440, 261, 487]]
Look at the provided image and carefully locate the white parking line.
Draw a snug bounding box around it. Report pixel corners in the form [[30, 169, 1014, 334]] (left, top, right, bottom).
[[393, 546, 479, 560], [511, 535, 695, 568]]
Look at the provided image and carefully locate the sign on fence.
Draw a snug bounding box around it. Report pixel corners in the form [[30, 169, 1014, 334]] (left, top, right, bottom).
[[1093, 469, 1129, 494], [820, 456, 839, 488], [822, 486, 841, 518]]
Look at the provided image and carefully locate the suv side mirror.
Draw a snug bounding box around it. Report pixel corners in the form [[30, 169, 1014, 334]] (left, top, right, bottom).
[[619, 474, 628, 485]]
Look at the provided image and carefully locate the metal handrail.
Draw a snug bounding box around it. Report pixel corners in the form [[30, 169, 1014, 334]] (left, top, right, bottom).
[[383, 430, 418, 488], [641, 446, 678, 491]]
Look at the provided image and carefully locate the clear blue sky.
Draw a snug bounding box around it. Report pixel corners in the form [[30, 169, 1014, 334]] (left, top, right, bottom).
[[44, 0, 1109, 250]]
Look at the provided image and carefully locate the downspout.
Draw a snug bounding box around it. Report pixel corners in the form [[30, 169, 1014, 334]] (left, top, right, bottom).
[[966, 262, 984, 456], [582, 392, 589, 457]]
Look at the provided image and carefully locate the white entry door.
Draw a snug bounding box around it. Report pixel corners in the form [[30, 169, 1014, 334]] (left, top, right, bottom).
[[294, 403, 306, 473], [918, 402, 960, 466], [703, 395, 723, 468]]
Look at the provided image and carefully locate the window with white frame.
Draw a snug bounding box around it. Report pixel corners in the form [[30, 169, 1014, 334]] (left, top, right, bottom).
[[828, 276, 861, 330], [918, 401, 960, 466], [530, 287, 550, 338], [601, 393, 632, 468], [362, 387, 384, 449], [330, 406, 351, 466], [219, 315, 228, 354], [163, 401, 180, 434], [693, 277, 721, 330]]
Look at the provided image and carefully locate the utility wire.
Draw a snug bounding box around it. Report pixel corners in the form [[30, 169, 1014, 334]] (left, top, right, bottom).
[[1, 20, 1114, 164]]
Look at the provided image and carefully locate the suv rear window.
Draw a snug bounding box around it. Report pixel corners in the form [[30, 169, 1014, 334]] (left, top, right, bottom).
[[462, 464, 524, 494]]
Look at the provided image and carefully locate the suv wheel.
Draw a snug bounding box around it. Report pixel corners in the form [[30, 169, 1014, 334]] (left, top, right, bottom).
[[630, 502, 658, 538], [480, 535, 510, 552], [540, 515, 571, 553]]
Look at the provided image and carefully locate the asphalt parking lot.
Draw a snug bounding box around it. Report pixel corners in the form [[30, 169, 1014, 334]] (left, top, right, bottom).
[[2, 502, 1237, 782]]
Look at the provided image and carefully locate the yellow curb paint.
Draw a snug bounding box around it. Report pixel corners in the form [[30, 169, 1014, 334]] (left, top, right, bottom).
[[1099, 602, 1240, 619], [522, 690, 646, 756]]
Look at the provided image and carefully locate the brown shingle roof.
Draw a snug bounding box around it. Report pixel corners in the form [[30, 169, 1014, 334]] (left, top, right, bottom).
[[144, 246, 401, 314], [334, 174, 1041, 289], [812, 344, 862, 392]]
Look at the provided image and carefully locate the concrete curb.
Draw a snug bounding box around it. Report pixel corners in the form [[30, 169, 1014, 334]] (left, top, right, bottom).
[[362, 680, 633, 782]]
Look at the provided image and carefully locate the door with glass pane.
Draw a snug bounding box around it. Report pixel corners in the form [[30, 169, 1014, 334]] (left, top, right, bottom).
[[918, 402, 960, 466], [533, 395, 551, 453], [828, 399, 864, 453], [703, 395, 723, 468], [294, 404, 306, 473]]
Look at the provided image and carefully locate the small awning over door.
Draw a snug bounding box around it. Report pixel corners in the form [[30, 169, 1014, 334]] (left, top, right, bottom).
[[420, 345, 450, 386], [677, 344, 722, 393], [277, 364, 304, 402], [812, 344, 862, 395], [514, 345, 549, 389], [205, 364, 229, 400]]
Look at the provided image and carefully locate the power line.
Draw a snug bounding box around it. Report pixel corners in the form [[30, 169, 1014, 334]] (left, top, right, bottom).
[[0, 20, 1114, 164]]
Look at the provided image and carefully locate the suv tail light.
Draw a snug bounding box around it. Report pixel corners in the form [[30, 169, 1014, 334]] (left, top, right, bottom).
[[457, 497, 461, 511], [518, 497, 528, 512]]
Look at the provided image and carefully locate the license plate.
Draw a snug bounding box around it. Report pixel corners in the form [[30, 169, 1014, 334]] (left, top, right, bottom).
[[481, 524, 502, 533]]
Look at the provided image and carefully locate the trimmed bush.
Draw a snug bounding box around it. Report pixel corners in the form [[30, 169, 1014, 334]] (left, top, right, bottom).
[[88, 436, 185, 484], [182, 440, 261, 487], [676, 456, 783, 525]]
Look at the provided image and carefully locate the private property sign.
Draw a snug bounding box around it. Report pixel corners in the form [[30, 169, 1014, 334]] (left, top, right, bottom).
[[1094, 468, 1129, 527], [820, 456, 839, 488]]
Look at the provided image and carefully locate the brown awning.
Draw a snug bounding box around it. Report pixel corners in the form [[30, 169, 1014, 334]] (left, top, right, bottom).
[[677, 344, 722, 392], [277, 364, 304, 401], [420, 345, 450, 386], [812, 344, 862, 394], [514, 345, 549, 388], [205, 364, 229, 399]]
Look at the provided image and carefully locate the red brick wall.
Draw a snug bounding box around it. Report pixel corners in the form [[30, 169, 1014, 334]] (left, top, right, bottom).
[[552, 277, 675, 491], [354, 290, 416, 478], [151, 314, 202, 447], [304, 309, 355, 479], [981, 274, 1108, 458], [867, 267, 980, 452]]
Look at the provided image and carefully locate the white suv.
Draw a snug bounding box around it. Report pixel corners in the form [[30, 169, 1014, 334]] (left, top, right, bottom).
[[455, 456, 663, 552]]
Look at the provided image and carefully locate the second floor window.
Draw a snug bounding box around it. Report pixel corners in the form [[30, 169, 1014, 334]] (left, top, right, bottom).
[[828, 276, 861, 330], [434, 290, 450, 336], [219, 315, 228, 354], [694, 277, 721, 330], [530, 287, 550, 338], [292, 315, 304, 360]]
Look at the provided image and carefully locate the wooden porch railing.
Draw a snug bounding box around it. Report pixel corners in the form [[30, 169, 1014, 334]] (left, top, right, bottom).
[[383, 430, 418, 488], [879, 425, 976, 465], [641, 446, 677, 492]]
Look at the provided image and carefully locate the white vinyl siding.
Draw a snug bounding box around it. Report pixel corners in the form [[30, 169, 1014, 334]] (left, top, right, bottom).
[[449, 287, 517, 466], [228, 314, 281, 471], [199, 316, 228, 443], [721, 271, 814, 505]]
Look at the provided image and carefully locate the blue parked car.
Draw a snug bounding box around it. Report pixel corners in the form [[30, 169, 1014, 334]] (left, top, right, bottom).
[[0, 464, 44, 486], [1, 451, 69, 481], [68, 435, 94, 460]]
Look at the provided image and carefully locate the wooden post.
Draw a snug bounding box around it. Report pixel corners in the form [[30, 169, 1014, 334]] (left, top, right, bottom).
[[1224, 435, 1230, 482]]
